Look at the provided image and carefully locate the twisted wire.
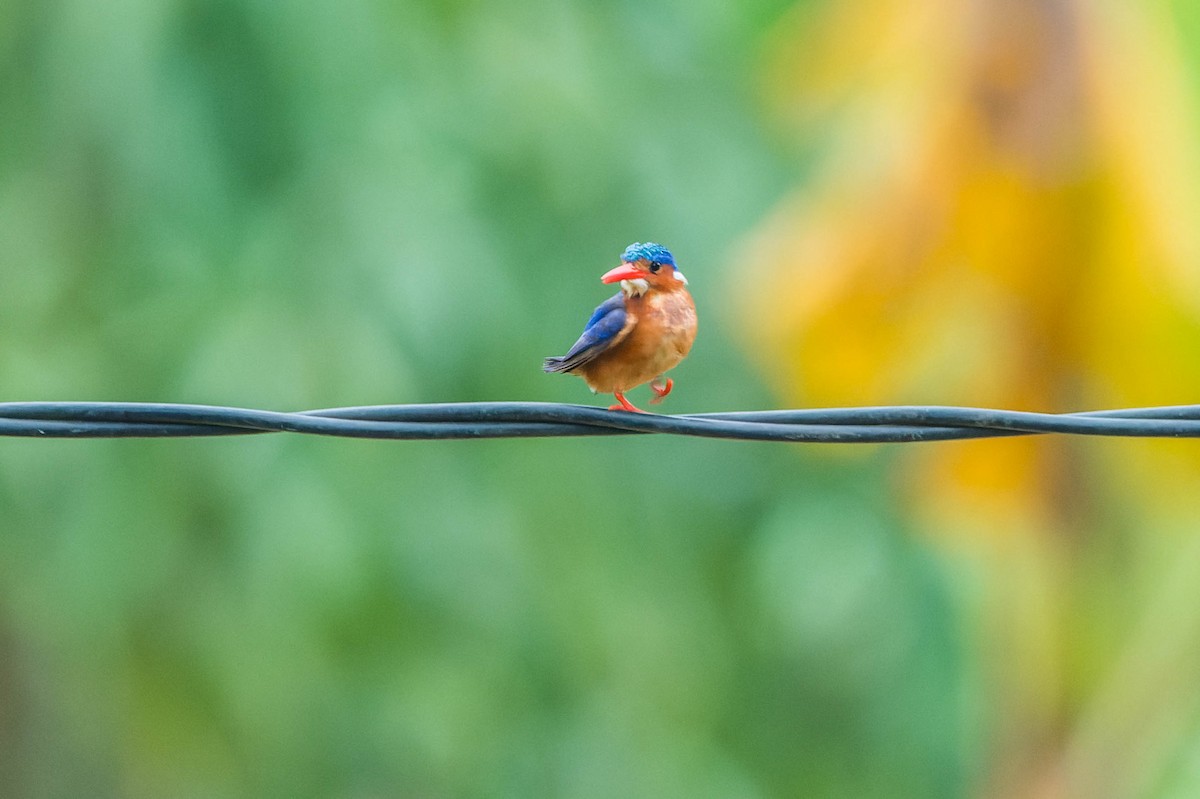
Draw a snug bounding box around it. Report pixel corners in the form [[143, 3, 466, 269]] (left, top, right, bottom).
[[2, 401, 1200, 442]]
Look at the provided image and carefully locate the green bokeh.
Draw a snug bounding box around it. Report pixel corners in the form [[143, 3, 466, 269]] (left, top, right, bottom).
[[0, 2, 969, 797]]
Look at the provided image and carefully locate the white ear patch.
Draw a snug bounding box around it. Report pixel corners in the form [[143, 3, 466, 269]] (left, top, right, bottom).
[[673, 270, 688, 284], [621, 278, 650, 296]]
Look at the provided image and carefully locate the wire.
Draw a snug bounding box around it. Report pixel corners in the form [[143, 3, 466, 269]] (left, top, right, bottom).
[[2, 401, 1200, 442]]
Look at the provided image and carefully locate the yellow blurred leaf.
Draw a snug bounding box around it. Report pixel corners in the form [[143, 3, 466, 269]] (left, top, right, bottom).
[[737, 0, 1200, 534]]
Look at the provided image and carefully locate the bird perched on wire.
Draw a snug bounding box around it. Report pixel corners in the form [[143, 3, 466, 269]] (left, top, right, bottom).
[[544, 242, 697, 412]]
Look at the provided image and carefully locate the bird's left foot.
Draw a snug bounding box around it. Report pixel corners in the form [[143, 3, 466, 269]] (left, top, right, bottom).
[[649, 377, 674, 404]]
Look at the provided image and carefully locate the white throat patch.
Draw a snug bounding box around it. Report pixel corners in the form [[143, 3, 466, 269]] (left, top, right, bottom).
[[620, 278, 650, 297]]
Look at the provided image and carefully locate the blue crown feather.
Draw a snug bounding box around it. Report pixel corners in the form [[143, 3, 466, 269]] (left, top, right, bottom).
[[621, 242, 675, 267]]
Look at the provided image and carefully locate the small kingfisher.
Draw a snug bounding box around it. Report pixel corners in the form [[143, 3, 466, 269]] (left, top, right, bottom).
[[544, 242, 697, 412]]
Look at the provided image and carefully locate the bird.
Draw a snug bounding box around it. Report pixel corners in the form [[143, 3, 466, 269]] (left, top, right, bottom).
[[544, 242, 697, 412]]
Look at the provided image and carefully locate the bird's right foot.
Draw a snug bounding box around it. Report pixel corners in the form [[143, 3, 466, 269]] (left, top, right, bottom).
[[609, 392, 645, 412]]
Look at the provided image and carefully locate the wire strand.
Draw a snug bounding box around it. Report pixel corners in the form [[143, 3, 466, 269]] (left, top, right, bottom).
[[2, 401, 1200, 441]]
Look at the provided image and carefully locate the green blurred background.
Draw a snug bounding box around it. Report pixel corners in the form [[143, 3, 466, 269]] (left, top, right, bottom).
[[4, 1, 1200, 797]]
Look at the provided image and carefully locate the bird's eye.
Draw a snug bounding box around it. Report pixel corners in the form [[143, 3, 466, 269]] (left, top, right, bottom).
[[648, 262, 662, 274]]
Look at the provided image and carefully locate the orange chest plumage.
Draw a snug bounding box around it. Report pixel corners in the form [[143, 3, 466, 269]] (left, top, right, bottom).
[[577, 289, 697, 394]]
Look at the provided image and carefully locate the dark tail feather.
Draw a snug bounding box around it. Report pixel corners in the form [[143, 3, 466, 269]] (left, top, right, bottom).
[[543, 356, 569, 373]]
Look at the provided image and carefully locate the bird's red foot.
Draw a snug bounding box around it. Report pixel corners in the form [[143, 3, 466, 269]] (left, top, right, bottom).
[[608, 391, 645, 412], [649, 377, 674, 404]]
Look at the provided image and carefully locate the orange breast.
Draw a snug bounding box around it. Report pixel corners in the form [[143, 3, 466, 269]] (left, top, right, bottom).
[[578, 290, 697, 393]]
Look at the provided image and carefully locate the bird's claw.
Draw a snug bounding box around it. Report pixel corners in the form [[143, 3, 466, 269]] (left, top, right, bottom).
[[649, 377, 674, 404], [610, 392, 646, 412]]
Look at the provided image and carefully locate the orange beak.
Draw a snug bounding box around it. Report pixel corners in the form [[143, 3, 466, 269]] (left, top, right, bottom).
[[600, 263, 642, 284]]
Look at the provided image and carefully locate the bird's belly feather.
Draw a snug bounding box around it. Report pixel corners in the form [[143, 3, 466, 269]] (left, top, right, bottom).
[[577, 294, 696, 393]]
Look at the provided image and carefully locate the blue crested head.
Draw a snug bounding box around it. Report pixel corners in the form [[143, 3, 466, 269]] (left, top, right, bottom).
[[621, 242, 675, 267]]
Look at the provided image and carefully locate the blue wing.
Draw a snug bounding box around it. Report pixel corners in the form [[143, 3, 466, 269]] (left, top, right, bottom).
[[543, 293, 629, 373]]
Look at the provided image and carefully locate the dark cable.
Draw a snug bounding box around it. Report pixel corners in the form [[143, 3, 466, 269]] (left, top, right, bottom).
[[1, 401, 1200, 442]]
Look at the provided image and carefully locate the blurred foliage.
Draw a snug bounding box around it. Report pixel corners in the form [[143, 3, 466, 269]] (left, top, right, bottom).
[[736, 0, 1200, 796], [2, 0, 1200, 797], [0, 1, 964, 797]]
